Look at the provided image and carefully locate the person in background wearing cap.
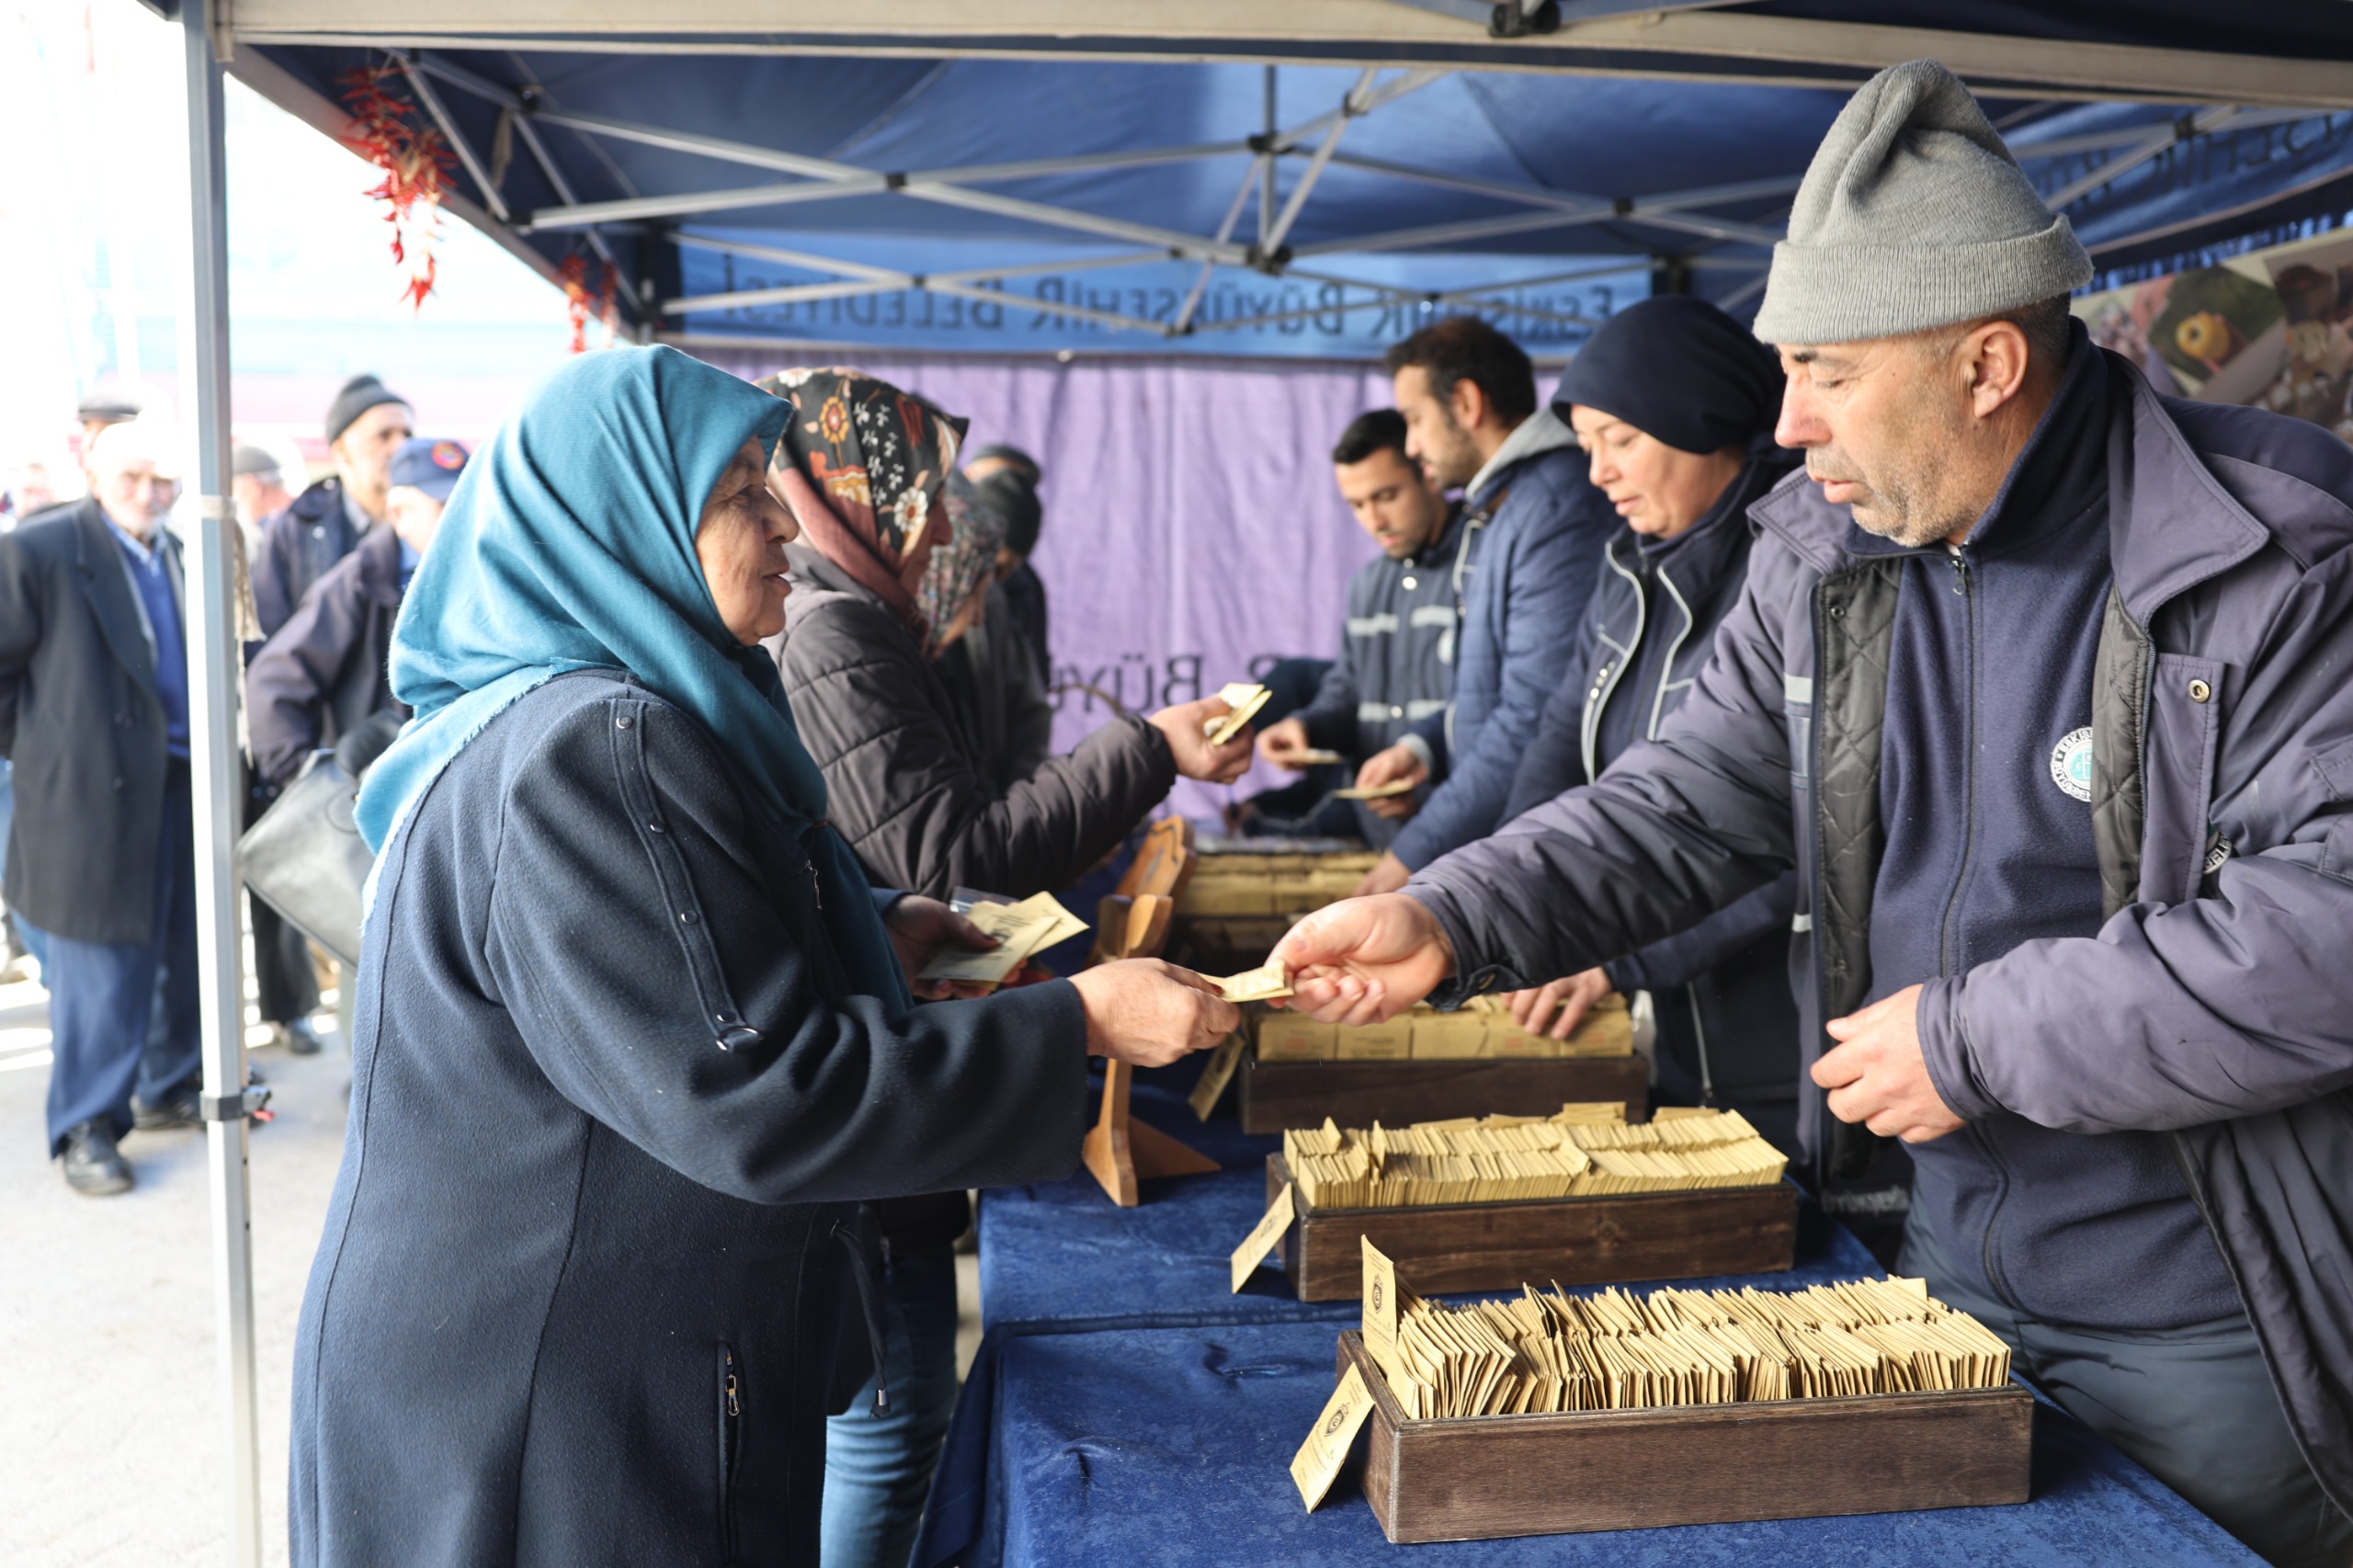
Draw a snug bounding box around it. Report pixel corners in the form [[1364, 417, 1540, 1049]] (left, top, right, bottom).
[[244, 376, 410, 1053], [252, 374, 411, 638], [1271, 61, 2353, 1565], [1492, 296, 1809, 1159], [246, 437, 466, 793], [0, 418, 208, 1195], [231, 443, 295, 535]]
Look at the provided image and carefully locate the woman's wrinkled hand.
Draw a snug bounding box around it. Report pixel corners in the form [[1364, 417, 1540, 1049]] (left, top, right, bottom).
[[1149, 697, 1256, 785], [884, 895, 1001, 1001], [1068, 959, 1241, 1068], [1268, 895, 1454, 1027], [1506, 969, 1615, 1041]]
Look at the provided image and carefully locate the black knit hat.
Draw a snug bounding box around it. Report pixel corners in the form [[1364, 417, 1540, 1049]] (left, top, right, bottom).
[[1552, 297, 1780, 456], [324, 374, 410, 443]]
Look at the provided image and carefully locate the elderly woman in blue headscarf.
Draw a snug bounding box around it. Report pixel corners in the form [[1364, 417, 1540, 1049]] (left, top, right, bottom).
[[286, 347, 1235, 1568]]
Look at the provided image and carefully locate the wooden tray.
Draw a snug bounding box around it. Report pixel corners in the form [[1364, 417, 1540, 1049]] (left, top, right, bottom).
[[1335, 1332, 2033, 1542], [1237, 1053, 1648, 1134], [1172, 915, 1294, 975], [1266, 1155, 1797, 1301]]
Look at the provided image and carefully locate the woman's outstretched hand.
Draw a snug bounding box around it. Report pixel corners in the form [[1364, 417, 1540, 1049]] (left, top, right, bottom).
[[884, 895, 1001, 1001], [1069, 960, 1240, 1068], [1269, 896, 1455, 1027], [1149, 697, 1256, 785]]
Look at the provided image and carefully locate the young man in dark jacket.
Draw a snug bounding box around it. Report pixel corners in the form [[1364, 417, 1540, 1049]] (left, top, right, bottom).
[[246, 437, 464, 787], [1349, 317, 1617, 894], [1277, 62, 2353, 1568], [1256, 410, 1461, 846]]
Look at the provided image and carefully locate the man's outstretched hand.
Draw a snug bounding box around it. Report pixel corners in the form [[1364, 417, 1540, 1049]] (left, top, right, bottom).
[[1813, 983, 1965, 1144], [1268, 895, 1455, 1027]]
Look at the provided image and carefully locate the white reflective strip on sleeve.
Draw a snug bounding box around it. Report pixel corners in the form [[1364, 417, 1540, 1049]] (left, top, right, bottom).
[[1437, 629, 1454, 665], [1404, 699, 1448, 720], [1357, 700, 1392, 722], [1790, 913, 1813, 933], [1345, 614, 1400, 637], [1783, 673, 1813, 704], [1407, 605, 1456, 628]]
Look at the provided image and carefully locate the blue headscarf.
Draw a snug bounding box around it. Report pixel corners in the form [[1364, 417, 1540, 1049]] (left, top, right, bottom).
[[357, 345, 908, 1011]]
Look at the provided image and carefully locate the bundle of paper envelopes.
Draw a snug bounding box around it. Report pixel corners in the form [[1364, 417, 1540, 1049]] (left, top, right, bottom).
[[1173, 849, 1382, 919], [1206, 681, 1273, 744], [916, 892, 1088, 989], [1357, 1243, 2014, 1422], [1253, 993, 1632, 1062], [1282, 1105, 1785, 1210]]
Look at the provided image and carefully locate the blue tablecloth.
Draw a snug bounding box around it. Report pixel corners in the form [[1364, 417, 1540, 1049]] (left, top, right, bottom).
[[957, 1319, 2257, 1567], [920, 1065, 1891, 1565]]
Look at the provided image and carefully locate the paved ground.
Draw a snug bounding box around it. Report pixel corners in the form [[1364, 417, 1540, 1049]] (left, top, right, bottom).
[[0, 957, 983, 1566]]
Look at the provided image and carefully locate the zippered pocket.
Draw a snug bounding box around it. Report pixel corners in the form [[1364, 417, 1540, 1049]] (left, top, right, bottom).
[[717, 1343, 743, 1560]]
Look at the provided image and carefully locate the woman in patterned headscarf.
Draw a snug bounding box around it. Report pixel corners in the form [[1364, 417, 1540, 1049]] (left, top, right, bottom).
[[760, 367, 1255, 903], [760, 368, 1257, 1568]]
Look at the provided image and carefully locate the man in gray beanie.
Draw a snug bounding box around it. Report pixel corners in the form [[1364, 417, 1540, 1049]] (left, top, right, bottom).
[[1269, 60, 2353, 1566]]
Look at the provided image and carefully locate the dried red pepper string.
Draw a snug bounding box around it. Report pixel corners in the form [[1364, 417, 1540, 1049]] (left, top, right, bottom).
[[337, 65, 454, 311], [560, 256, 620, 354]]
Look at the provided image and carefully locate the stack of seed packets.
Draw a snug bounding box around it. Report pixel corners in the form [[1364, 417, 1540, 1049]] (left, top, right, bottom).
[[1281, 1106, 1786, 1210], [916, 892, 1089, 989], [1358, 1238, 2013, 1421], [1207, 681, 1273, 744], [1212, 959, 1294, 1003], [1335, 778, 1415, 801]]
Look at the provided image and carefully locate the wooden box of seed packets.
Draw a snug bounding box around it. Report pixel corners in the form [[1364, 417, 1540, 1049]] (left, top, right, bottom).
[[1321, 1261, 2031, 1543], [1265, 1106, 1798, 1301], [1237, 996, 1644, 1133], [1169, 838, 1380, 971]]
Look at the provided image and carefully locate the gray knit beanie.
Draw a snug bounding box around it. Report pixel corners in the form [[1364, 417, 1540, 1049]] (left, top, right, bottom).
[[1753, 60, 2092, 346]]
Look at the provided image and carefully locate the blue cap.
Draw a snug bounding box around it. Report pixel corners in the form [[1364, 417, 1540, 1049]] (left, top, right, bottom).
[[388, 437, 469, 501]]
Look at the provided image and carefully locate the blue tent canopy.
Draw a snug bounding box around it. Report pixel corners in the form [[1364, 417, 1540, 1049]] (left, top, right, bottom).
[[221, 5, 2353, 357]]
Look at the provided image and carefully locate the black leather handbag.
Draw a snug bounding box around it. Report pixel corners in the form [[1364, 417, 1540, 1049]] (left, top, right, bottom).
[[238, 750, 373, 968]]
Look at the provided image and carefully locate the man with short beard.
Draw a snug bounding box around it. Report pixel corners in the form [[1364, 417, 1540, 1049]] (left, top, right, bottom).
[[1347, 318, 1616, 892], [1273, 61, 2353, 1566]]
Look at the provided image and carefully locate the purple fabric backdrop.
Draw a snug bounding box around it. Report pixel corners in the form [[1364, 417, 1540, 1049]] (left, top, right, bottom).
[[693, 347, 1392, 819]]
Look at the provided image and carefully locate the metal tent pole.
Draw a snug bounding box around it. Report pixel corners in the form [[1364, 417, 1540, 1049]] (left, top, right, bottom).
[[179, 1, 266, 1563]]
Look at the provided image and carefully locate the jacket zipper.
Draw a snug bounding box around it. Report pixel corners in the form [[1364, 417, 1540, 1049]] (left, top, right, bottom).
[[719, 1344, 742, 1559], [1583, 546, 1644, 783], [1938, 550, 2027, 1314]]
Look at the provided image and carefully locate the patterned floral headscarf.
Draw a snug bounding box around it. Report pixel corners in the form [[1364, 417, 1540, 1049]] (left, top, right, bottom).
[[918, 472, 1011, 654], [757, 368, 969, 637]]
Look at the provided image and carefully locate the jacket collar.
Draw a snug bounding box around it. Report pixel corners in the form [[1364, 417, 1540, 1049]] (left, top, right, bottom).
[[350, 523, 408, 608], [1747, 348, 2270, 624], [1627, 449, 1795, 593], [1466, 405, 1578, 505]]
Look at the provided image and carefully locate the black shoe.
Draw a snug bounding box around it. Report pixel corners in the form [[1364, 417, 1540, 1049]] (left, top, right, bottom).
[[60, 1120, 133, 1196], [131, 1085, 203, 1132], [279, 1017, 324, 1055]]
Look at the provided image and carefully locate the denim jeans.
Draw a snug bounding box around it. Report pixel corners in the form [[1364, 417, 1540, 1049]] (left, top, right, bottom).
[[33, 759, 202, 1151], [822, 1248, 961, 1568], [1902, 1207, 2352, 1568]]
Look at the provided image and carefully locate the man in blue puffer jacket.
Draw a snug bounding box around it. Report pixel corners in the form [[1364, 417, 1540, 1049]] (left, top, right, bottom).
[[1348, 317, 1617, 894]]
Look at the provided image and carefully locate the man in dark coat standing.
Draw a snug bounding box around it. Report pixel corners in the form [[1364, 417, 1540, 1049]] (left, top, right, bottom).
[[0, 418, 204, 1194], [244, 374, 411, 1053]]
